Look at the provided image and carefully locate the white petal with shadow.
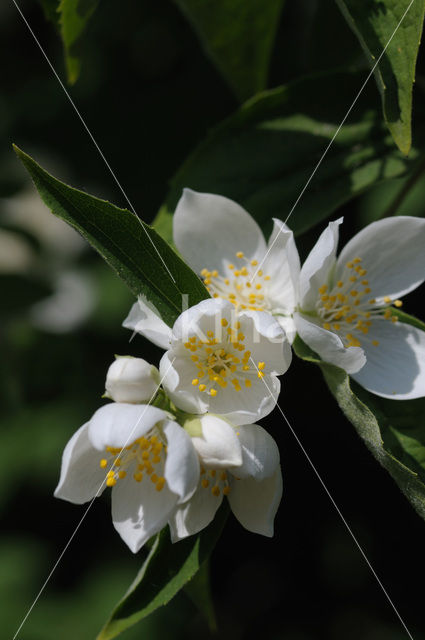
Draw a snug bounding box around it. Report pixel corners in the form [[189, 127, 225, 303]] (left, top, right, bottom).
[[123, 296, 172, 350], [299, 219, 342, 310], [239, 311, 292, 375], [336, 216, 425, 301], [235, 423, 280, 480], [263, 218, 300, 313], [111, 471, 177, 553], [295, 313, 366, 374], [88, 403, 167, 450], [163, 420, 200, 502], [173, 189, 267, 274], [352, 318, 425, 399], [205, 373, 280, 426], [193, 415, 242, 468], [168, 484, 223, 542], [228, 469, 283, 536], [54, 423, 107, 504], [160, 351, 209, 414]]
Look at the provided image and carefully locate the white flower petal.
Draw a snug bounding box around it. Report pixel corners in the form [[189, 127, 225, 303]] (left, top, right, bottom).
[[207, 374, 281, 426], [168, 484, 223, 542], [239, 311, 292, 374], [276, 315, 297, 344], [299, 218, 342, 309], [173, 189, 267, 274], [228, 468, 283, 537], [336, 216, 425, 300], [111, 472, 177, 553], [352, 319, 425, 399], [262, 218, 300, 313], [163, 420, 200, 502], [171, 298, 233, 346], [234, 423, 280, 480], [162, 356, 280, 425], [54, 423, 107, 504], [160, 351, 208, 414], [295, 313, 366, 374], [192, 415, 242, 468], [123, 296, 172, 350], [88, 403, 167, 450]]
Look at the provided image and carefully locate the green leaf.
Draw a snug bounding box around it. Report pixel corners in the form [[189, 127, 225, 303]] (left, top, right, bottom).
[[293, 312, 425, 521], [58, 0, 99, 84], [174, 0, 284, 101], [183, 560, 216, 632], [335, 0, 425, 155], [38, 0, 61, 28], [153, 69, 419, 245], [97, 503, 228, 640], [13, 145, 208, 328]]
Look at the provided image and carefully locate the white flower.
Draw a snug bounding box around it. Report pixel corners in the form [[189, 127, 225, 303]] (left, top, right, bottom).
[[54, 403, 199, 552], [160, 298, 292, 425], [294, 217, 425, 399], [169, 414, 282, 540], [173, 189, 300, 342], [105, 356, 159, 403], [123, 293, 172, 350]]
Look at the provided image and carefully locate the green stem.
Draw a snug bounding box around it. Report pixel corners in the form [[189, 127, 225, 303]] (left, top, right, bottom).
[[380, 154, 425, 219]]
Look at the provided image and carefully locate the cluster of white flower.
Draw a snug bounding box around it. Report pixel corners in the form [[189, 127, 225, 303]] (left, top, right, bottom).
[[56, 189, 425, 552], [56, 301, 289, 552]]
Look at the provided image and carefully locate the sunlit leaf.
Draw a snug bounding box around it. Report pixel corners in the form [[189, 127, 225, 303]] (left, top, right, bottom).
[[153, 69, 419, 245], [59, 0, 99, 84], [335, 0, 425, 154]]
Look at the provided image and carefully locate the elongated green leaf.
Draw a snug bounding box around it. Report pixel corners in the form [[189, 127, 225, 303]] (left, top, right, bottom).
[[14, 146, 208, 328], [293, 311, 425, 521], [335, 0, 425, 155], [183, 560, 216, 632], [97, 504, 228, 640], [59, 0, 99, 84], [175, 0, 284, 101], [153, 69, 419, 245]]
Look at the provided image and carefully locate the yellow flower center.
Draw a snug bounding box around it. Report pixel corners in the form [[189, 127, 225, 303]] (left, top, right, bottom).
[[99, 431, 167, 491], [200, 466, 231, 497], [184, 318, 266, 397], [317, 257, 402, 348], [201, 250, 271, 311]]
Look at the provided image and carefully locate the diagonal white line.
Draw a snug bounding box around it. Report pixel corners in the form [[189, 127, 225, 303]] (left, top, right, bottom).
[[12, 356, 176, 640], [250, 357, 415, 640], [10, 0, 177, 284], [251, 0, 416, 282]]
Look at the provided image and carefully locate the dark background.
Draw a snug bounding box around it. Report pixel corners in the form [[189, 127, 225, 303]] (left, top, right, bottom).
[[1, 1, 425, 638]]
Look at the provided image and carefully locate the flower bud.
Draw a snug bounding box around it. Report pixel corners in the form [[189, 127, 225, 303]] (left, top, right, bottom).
[[105, 356, 159, 403]]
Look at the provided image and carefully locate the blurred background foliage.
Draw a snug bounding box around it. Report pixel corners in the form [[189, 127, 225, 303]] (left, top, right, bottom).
[[2, 0, 425, 638]]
